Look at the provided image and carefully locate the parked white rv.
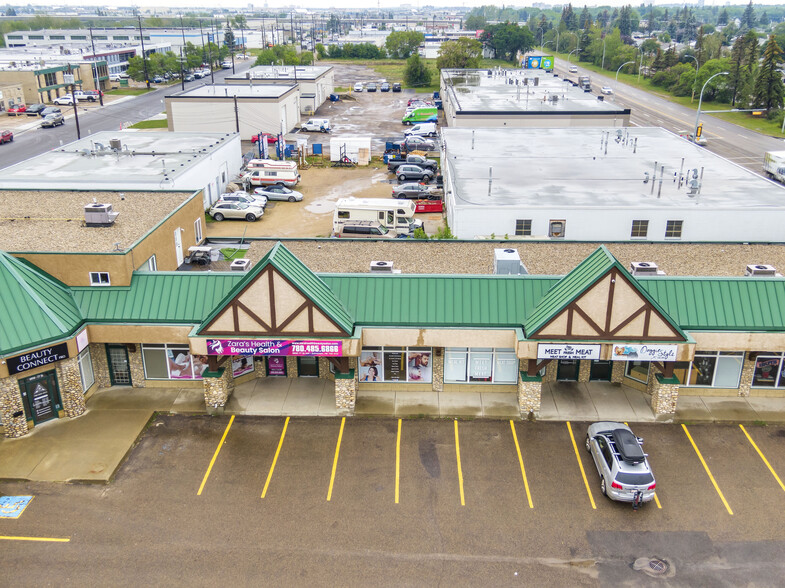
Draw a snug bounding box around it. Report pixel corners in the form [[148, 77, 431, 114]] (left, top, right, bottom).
[[333, 197, 423, 236]]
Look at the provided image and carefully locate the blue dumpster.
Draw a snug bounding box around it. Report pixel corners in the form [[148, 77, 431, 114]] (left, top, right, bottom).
[[329, 93, 340, 102], [312, 143, 322, 155]]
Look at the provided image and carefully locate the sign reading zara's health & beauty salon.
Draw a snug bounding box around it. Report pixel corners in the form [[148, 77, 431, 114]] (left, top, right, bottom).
[[537, 344, 601, 360], [611, 344, 678, 362], [207, 339, 342, 357], [7, 343, 69, 375]]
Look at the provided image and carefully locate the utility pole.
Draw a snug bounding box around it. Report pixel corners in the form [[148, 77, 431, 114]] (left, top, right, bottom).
[[233, 95, 239, 132], [207, 19, 215, 84], [179, 15, 187, 89], [199, 19, 206, 66], [88, 26, 104, 105], [290, 13, 294, 45], [228, 19, 235, 74], [137, 15, 150, 89], [67, 64, 81, 139]]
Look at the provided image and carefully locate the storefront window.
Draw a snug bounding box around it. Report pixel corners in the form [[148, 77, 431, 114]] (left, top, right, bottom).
[[359, 346, 432, 383], [445, 348, 519, 384], [142, 344, 209, 380], [78, 347, 94, 392], [752, 354, 785, 388], [444, 348, 467, 382], [625, 361, 649, 383], [674, 351, 744, 388], [493, 349, 519, 384]]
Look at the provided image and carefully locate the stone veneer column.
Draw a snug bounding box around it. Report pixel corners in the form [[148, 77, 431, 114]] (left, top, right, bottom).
[[202, 367, 235, 414], [0, 375, 29, 438], [128, 346, 146, 388], [647, 373, 680, 417], [334, 369, 357, 416], [611, 360, 625, 384], [578, 360, 591, 382], [432, 348, 444, 393], [254, 357, 267, 378], [517, 372, 542, 418], [286, 356, 298, 378], [543, 361, 557, 383], [737, 354, 756, 397], [90, 343, 111, 389], [55, 357, 87, 418]]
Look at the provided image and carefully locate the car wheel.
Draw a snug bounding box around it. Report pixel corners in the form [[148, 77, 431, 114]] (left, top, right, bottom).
[[600, 478, 607, 496], [585, 435, 591, 452], [399, 175, 406, 181], [288, 196, 296, 202], [245, 213, 257, 222], [395, 194, 405, 199], [423, 175, 431, 182], [213, 213, 224, 221]]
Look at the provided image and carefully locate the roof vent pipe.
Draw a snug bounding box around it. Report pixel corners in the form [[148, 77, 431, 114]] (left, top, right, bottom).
[[657, 165, 664, 198], [488, 167, 493, 197], [651, 161, 657, 195], [633, 137, 637, 153]]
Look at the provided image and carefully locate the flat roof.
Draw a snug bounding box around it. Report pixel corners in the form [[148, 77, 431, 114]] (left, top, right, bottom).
[[442, 126, 785, 209], [229, 65, 332, 81], [0, 190, 193, 253], [168, 84, 296, 99], [0, 131, 237, 188], [441, 69, 628, 115]]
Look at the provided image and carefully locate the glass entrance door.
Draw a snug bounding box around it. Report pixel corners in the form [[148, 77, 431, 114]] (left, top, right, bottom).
[[297, 356, 319, 377], [107, 345, 132, 386], [557, 360, 580, 381], [19, 371, 61, 424], [590, 360, 613, 381]]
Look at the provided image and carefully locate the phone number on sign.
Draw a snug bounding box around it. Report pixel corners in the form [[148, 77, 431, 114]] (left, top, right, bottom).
[[292, 343, 340, 355]]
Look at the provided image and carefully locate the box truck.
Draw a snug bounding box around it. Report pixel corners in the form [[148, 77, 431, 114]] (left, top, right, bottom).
[[763, 151, 785, 184]]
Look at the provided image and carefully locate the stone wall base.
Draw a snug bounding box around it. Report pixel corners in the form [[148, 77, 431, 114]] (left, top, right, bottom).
[[203, 367, 235, 414], [648, 373, 679, 418], [335, 370, 357, 416], [517, 373, 542, 418]]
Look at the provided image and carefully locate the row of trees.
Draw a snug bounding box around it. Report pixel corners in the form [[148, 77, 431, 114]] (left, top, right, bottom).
[[314, 30, 425, 61]]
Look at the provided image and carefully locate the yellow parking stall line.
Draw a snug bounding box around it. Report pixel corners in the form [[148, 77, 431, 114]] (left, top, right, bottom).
[[509, 421, 534, 509], [567, 422, 596, 509], [739, 424, 785, 494], [261, 417, 290, 499], [197, 415, 235, 496], [0, 535, 70, 542], [326, 417, 346, 502], [454, 420, 466, 506], [395, 419, 402, 504], [625, 422, 661, 509], [682, 424, 733, 515]]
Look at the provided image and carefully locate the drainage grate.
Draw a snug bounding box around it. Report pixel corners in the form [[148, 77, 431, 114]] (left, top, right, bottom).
[[633, 556, 673, 578], [648, 558, 669, 575]]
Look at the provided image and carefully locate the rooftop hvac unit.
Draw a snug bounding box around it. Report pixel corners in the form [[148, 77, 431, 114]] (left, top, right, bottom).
[[109, 138, 122, 151], [630, 262, 665, 276], [494, 248, 528, 275], [370, 260, 394, 273], [230, 259, 253, 272], [745, 264, 781, 277], [84, 202, 119, 227]]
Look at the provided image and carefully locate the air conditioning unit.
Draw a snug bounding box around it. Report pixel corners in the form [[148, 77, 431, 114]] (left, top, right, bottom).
[[745, 264, 781, 277], [230, 259, 252, 272], [370, 261, 394, 273], [84, 202, 119, 227], [494, 248, 528, 275], [630, 262, 665, 276]]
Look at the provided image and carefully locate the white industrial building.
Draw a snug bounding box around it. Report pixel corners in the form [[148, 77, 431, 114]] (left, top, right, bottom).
[[225, 65, 335, 114], [441, 68, 631, 128], [165, 84, 300, 141], [0, 131, 242, 209], [441, 126, 785, 242]]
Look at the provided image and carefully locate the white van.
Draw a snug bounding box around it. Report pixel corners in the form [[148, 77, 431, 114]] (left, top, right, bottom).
[[301, 118, 331, 132], [334, 197, 422, 236], [403, 122, 438, 138], [242, 159, 300, 188]]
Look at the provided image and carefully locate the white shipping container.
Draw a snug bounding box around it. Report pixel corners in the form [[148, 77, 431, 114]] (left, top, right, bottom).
[[329, 136, 372, 165]]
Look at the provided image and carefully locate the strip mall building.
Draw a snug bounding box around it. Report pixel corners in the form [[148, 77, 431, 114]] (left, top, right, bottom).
[[3, 242, 785, 438]]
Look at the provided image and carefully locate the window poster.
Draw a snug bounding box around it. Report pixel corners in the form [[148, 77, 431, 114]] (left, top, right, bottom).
[[167, 348, 194, 379], [407, 351, 432, 382], [267, 356, 287, 376], [360, 351, 382, 382], [384, 350, 405, 381], [193, 355, 209, 379], [232, 356, 254, 378]]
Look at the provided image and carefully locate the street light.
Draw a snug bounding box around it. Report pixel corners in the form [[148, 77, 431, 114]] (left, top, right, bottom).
[[615, 60, 634, 83], [567, 48, 578, 63], [601, 36, 606, 70], [694, 71, 729, 142], [684, 54, 699, 102]]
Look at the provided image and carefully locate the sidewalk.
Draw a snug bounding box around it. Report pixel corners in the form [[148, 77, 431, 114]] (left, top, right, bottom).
[[3, 380, 785, 484]]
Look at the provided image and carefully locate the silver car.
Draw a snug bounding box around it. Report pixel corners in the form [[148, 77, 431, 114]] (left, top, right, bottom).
[[253, 185, 303, 202], [218, 192, 268, 208], [585, 422, 656, 508], [396, 164, 433, 183], [209, 201, 264, 222]]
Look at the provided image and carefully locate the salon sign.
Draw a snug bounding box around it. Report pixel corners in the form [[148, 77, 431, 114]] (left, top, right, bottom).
[[611, 344, 677, 362], [537, 344, 601, 360], [207, 339, 342, 357]]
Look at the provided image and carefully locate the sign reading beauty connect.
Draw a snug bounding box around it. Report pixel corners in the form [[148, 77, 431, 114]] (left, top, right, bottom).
[[537, 343, 601, 360], [206, 339, 342, 357], [7, 343, 69, 375], [611, 344, 678, 362]]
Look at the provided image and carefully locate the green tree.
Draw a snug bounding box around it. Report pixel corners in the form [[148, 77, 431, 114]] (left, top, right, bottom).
[[579, 6, 592, 29], [717, 8, 728, 25], [404, 53, 431, 87], [752, 36, 785, 110], [560, 3, 577, 31], [742, 1, 756, 29], [694, 25, 705, 67], [233, 14, 247, 30], [224, 21, 235, 50], [315, 43, 328, 59], [480, 22, 535, 62], [465, 14, 487, 31], [385, 30, 425, 59], [759, 11, 770, 26], [436, 37, 482, 70], [5, 6, 16, 16]]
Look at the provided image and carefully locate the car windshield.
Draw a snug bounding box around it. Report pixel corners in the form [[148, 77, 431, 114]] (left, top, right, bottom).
[[277, 187, 291, 193], [236, 203, 249, 209], [615, 472, 654, 485]]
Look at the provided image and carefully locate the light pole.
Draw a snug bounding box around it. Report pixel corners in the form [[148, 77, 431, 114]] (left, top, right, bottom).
[[685, 54, 699, 102], [601, 36, 606, 70], [567, 48, 578, 62], [137, 15, 150, 89], [694, 71, 729, 142], [615, 60, 634, 83], [537, 27, 544, 48]]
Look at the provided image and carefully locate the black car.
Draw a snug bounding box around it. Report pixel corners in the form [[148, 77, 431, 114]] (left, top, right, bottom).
[[40, 107, 62, 117], [366, 82, 377, 92], [26, 103, 46, 116], [380, 82, 390, 92], [392, 83, 402, 92], [153, 75, 164, 83]]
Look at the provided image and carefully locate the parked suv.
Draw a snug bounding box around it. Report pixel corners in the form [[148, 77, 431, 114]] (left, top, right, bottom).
[[41, 113, 65, 128], [334, 221, 402, 239], [396, 164, 433, 183], [585, 422, 656, 507], [217, 192, 268, 208]]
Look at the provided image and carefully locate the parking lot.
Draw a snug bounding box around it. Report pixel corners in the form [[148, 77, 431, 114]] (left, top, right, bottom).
[[4, 416, 785, 584]]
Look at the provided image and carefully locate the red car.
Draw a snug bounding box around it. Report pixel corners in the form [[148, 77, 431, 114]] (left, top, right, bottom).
[[250, 133, 278, 144], [7, 104, 26, 115], [0, 130, 13, 144]]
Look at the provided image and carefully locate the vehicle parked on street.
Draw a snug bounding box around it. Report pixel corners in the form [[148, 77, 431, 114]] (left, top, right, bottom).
[[40, 107, 61, 117], [392, 83, 402, 92], [392, 182, 439, 200], [209, 201, 264, 222], [153, 75, 165, 83], [7, 104, 27, 115], [221, 61, 232, 69], [0, 130, 13, 144], [353, 82, 363, 92], [366, 82, 377, 92], [403, 122, 438, 138], [26, 103, 46, 116], [301, 118, 331, 132], [253, 185, 303, 202], [396, 164, 433, 183], [193, 71, 205, 79], [217, 192, 268, 208], [53, 95, 75, 106], [184, 73, 195, 82], [387, 153, 438, 172], [380, 82, 390, 92], [41, 113, 65, 127], [601, 86, 613, 95], [83, 90, 102, 101], [586, 422, 656, 509]]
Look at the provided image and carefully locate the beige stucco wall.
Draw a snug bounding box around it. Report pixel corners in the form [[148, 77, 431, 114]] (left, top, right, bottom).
[[0, 334, 82, 380], [688, 331, 785, 352], [88, 324, 194, 345], [361, 328, 517, 349]]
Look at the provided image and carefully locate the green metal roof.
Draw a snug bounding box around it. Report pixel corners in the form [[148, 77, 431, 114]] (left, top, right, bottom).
[[0, 252, 84, 356], [197, 243, 355, 335], [73, 272, 245, 323]]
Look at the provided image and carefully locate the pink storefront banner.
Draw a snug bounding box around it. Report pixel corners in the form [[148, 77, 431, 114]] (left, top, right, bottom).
[[207, 339, 342, 357]]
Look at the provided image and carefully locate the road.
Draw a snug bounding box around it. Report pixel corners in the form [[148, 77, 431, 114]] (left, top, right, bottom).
[[3, 415, 785, 585], [554, 59, 784, 173], [1, 60, 253, 170]]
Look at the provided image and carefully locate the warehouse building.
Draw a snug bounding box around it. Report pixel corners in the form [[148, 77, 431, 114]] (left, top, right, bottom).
[[0, 61, 107, 104], [225, 65, 335, 114], [441, 126, 785, 241], [165, 84, 300, 141], [440, 68, 630, 128], [0, 131, 241, 209]]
